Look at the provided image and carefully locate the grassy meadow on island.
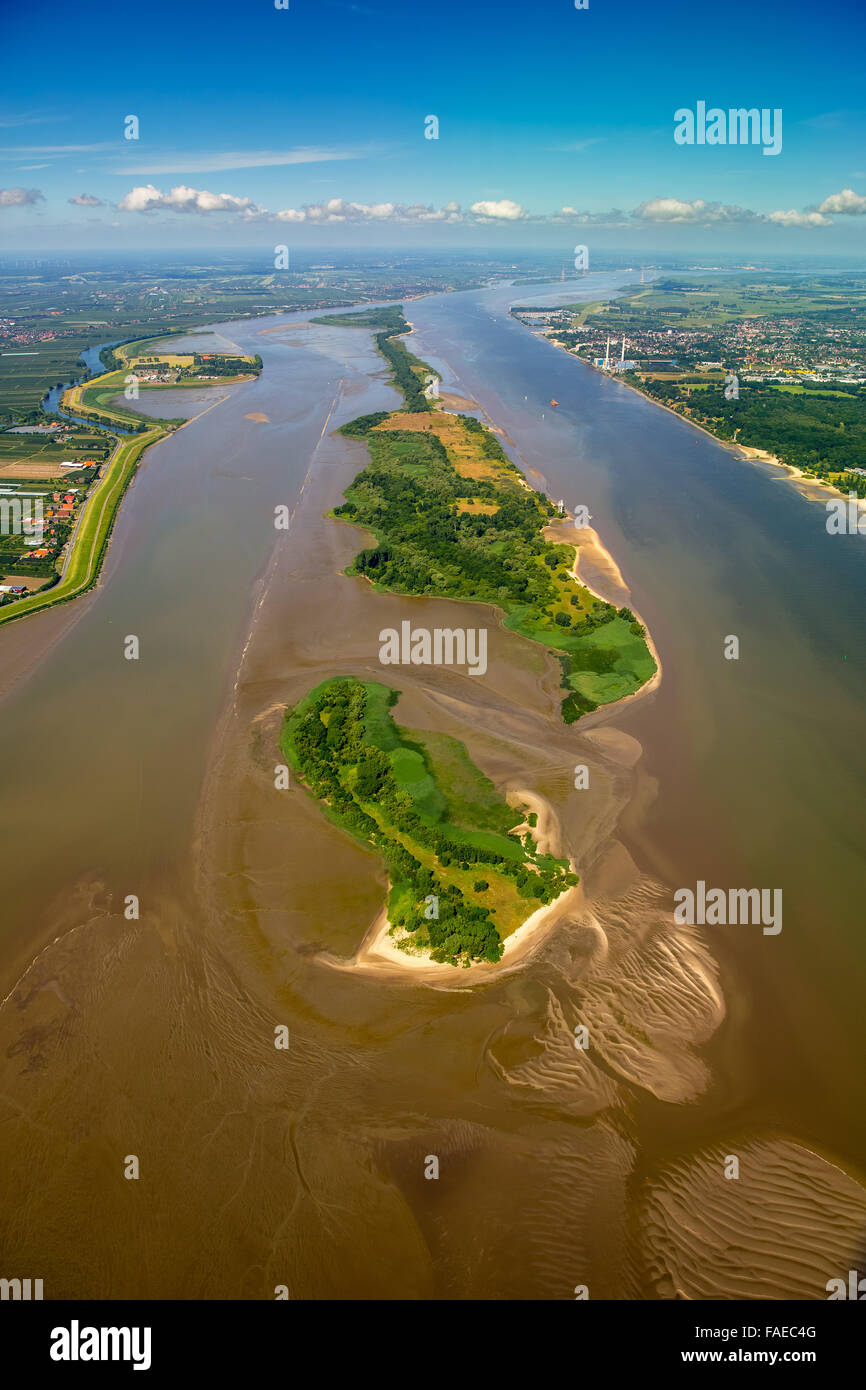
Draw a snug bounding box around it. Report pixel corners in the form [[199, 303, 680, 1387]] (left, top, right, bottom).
[[319, 306, 657, 721], [280, 308, 657, 965], [282, 678, 577, 965]]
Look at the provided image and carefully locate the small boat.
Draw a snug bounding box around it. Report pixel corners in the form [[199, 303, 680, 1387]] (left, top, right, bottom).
[[550, 399, 559, 407]]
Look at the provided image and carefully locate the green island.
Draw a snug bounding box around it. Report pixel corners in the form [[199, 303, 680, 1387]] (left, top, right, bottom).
[[279, 308, 657, 965], [316, 306, 656, 721], [282, 677, 577, 965], [0, 336, 262, 626]]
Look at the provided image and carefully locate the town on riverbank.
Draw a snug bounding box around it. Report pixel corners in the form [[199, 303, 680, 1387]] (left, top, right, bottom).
[[512, 272, 866, 499]]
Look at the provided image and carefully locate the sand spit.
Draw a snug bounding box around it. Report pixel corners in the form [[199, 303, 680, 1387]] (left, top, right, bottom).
[[506, 787, 562, 857], [549, 519, 664, 713], [641, 1138, 866, 1300], [313, 517, 662, 983], [331, 878, 586, 987]]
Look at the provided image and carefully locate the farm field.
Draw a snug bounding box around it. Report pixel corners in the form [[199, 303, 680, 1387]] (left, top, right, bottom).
[[0, 427, 163, 627]]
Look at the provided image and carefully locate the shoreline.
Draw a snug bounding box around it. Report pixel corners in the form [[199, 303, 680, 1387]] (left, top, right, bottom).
[[559, 520, 663, 716], [532, 325, 866, 513], [309, 344, 664, 981], [329, 855, 586, 984], [314, 522, 662, 984]]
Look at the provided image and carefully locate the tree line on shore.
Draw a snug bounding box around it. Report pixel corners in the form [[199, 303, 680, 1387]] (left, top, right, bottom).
[[284, 679, 575, 965]]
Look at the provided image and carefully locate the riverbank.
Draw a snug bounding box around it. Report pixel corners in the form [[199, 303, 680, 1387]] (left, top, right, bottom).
[[561, 521, 663, 715], [0, 337, 261, 630], [533, 327, 866, 512], [284, 311, 665, 977], [335, 861, 585, 984], [0, 425, 166, 628]]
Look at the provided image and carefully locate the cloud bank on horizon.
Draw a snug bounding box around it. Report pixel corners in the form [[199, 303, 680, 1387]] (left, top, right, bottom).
[[1, 0, 864, 250], [4, 182, 856, 234]]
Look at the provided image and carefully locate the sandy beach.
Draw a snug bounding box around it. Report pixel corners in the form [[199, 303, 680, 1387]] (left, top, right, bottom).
[[320, 512, 663, 983], [552, 519, 664, 711], [343, 869, 585, 983]]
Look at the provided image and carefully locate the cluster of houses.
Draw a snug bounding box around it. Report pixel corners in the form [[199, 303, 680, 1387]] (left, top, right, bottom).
[[132, 369, 176, 384], [37, 487, 81, 545], [11, 488, 82, 565]]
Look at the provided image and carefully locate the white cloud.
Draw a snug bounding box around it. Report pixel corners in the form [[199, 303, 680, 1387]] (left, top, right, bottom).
[[0, 112, 67, 129], [767, 208, 832, 227], [68, 192, 104, 207], [275, 198, 463, 224], [0, 142, 115, 155], [816, 187, 866, 215], [111, 146, 364, 176], [470, 198, 526, 221], [553, 138, 606, 153], [110, 182, 851, 232], [117, 183, 264, 216], [0, 186, 44, 207], [634, 197, 704, 222], [634, 197, 755, 224]]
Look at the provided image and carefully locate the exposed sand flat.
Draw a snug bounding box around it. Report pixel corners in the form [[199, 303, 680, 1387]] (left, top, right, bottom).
[[506, 787, 562, 857], [641, 1139, 866, 1300], [369, 1110, 636, 1299], [582, 726, 644, 768], [487, 985, 619, 1117], [521, 864, 724, 1106], [438, 390, 479, 411], [244, 412, 271, 423]]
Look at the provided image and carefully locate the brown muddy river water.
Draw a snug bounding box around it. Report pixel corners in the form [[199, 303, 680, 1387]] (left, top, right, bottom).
[[1, 277, 864, 1299]]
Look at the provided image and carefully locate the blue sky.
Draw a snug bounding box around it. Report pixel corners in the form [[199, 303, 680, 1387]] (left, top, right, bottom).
[[1, 0, 865, 254]]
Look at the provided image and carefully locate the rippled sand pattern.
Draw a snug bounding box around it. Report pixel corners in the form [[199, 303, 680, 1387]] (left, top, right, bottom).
[[641, 1139, 866, 1300]]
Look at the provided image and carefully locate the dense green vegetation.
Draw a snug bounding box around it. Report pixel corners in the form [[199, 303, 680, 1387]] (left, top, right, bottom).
[[282, 678, 576, 965], [312, 306, 408, 331], [284, 304, 655, 962], [332, 403, 655, 720], [635, 376, 866, 496]]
